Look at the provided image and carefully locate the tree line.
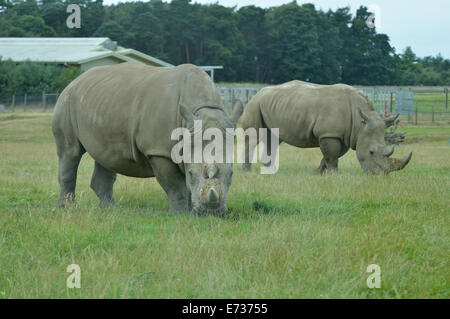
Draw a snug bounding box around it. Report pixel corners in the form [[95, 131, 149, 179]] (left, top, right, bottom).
[[0, 0, 448, 94]]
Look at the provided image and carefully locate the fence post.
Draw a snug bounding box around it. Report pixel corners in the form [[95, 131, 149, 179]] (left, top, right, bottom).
[[408, 105, 411, 123], [23, 93, 27, 112], [12, 94, 16, 112], [415, 102, 418, 125], [390, 92, 393, 113], [42, 91, 46, 111], [445, 88, 448, 111], [432, 104, 434, 124]]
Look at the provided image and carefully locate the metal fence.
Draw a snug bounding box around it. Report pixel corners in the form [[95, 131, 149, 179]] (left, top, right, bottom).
[[0, 92, 58, 112], [1, 87, 449, 125], [217, 86, 263, 115], [218, 86, 449, 125]]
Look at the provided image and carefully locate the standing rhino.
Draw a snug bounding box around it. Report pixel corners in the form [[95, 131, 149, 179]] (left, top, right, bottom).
[[52, 62, 243, 214], [241, 80, 412, 174]]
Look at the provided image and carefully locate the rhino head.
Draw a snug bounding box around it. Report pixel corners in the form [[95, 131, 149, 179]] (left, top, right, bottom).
[[356, 109, 412, 174], [179, 101, 243, 215]]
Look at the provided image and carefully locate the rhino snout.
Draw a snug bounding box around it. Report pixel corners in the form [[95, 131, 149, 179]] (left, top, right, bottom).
[[200, 180, 223, 206]]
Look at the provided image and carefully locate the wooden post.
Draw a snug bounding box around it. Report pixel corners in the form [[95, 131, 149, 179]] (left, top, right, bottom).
[[12, 94, 15, 112], [415, 102, 418, 125], [432, 104, 434, 123], [445, 88, 448, 111], [42, 91, 46, 111], [24, 93, 27, 112], [408, 107, 411, 123], [390, 92, 393, 113]]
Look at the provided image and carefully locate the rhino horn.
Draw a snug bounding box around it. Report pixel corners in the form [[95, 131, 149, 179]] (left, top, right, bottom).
[[206, 163, 218, 179], [207, 188, 220, 203], [383, 113, 400, 128], [383, 145, 395, 157], [387, 152, 412, 172]]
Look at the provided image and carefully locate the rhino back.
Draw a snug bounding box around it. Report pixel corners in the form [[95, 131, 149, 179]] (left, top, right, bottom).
[[54, 62, 219, 177], [249, 82, 369, 148]]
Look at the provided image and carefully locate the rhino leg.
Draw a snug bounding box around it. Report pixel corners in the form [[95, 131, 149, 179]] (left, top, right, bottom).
[[317, 143, 349, 174], [243, 132, 258, 171], [316, 158, 327, 174], [149, 156, 189, 214], [55, 138, 84, 207], [318, 137, 343, 173], [261, 130, 281, 167], [90, 161, 116, 207]]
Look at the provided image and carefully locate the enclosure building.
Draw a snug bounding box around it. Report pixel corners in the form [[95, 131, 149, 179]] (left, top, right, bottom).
[[0, 37, 173, 71]]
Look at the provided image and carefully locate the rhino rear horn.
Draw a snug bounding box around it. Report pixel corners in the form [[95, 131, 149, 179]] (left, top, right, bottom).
[[383, 145, 395, 157], [230, 99, 244, 126], [180, 104, 196, 129]]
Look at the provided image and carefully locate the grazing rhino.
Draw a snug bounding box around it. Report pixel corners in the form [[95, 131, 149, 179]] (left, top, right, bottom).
[[52, 62, 243, 214], [241, 80, 412, 174]]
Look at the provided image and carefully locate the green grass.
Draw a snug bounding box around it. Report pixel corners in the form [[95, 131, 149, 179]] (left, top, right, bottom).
[[414, 93, 448, 112], [0, 113, 449, 298]]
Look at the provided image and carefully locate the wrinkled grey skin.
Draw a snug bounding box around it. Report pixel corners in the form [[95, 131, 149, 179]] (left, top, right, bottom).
[[241, 80, 412, 174], [52, 62, 243, 215], [178, 103, 241, 215]]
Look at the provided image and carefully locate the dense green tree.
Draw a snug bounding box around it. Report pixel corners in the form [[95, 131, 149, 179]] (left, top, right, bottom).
[[265, 3, 322, 83], [0, 60, 78, 93], [0, 0, 448, 87], [17, 15, 56, 36], [40, 1, 67, 35], [340, 6, 395, 85], [93, 20, 128, 43], [236, 5, 269, 82], [10, 0, 38, 16], [194, 4, 244, 81], [129, 11, 165, 58]]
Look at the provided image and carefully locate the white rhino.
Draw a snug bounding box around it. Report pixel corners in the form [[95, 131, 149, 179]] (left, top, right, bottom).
[[52, 62, 243, 214], [240, 80, 412, 174]]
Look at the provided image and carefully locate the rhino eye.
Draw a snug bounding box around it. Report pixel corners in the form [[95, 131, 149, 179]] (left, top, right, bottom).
[[369, 150, 375, 155]]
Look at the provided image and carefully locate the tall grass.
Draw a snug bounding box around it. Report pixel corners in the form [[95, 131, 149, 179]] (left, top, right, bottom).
[[0, 113, 448, 298]]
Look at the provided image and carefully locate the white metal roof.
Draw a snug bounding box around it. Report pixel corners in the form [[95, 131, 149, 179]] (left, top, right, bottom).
[[0, 37, 172, 67]]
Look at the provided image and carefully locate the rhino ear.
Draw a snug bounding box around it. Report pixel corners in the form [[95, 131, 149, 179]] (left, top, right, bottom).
[[359, 109, 369, 124], [180, 104, 196, 129], [230, 99, 244, 126], [383, 113, 400, 128]]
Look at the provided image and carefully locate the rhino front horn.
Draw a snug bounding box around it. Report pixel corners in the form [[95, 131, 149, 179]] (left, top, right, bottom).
[[400, 152, 413, 169], [388, 152, 412, 172], [207, 188, 220, 203]]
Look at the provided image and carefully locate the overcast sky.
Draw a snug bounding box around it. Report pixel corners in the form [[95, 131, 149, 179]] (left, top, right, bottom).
[[103, 0, 450, 58]]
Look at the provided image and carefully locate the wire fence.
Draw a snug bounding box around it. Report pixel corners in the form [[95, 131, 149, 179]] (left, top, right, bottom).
[[217, 86, 450, 125], [1, 88, 449, 125], [0, 92, 58, 113]]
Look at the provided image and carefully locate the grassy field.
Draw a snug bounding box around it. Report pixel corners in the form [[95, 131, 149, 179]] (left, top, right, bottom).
[[0, 113, 448, 298]]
